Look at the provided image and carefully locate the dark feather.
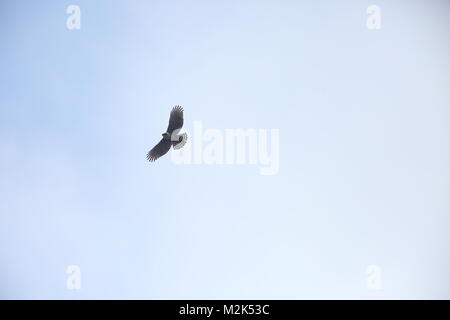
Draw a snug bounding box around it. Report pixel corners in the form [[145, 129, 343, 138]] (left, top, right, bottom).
[[167, 105, 184, 133], [146, 138, 172, 162]]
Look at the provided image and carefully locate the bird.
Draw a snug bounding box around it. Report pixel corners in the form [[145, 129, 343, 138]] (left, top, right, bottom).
[[146, 106, 188, 162]]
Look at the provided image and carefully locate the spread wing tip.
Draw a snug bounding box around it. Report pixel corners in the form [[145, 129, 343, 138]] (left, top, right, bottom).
[[146, 152, 156, 162], [173, 105, 183, 113]]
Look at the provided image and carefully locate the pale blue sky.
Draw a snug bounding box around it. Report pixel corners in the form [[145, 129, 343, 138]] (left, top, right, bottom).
[[0, 0, 449, 299]]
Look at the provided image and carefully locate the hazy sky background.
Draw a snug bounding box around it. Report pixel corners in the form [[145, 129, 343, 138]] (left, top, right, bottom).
[[0, 0, 449, 299]]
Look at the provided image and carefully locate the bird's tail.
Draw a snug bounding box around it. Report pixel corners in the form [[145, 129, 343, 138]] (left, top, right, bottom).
[[173, 132, 188, 150]]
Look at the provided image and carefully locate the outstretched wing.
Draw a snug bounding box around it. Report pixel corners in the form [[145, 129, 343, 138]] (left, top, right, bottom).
[[146, 138, 171, 162], [167, 105, 184, 133]]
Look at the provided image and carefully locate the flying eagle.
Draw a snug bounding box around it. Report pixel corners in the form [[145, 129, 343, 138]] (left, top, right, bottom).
[[146, 106, 188, 162]]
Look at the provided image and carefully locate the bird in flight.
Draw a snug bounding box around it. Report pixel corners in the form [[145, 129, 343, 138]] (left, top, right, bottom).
[[147, 106, 188, 162]]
